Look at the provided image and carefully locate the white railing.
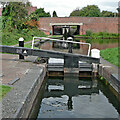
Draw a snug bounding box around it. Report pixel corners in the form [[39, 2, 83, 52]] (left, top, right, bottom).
[[32, 37, 91, 56]]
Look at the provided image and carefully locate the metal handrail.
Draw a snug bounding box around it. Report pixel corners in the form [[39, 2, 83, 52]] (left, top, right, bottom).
[[32, 37, 91, 56]]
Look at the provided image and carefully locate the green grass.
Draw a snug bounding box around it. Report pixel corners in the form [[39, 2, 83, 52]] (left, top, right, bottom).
[[0, 85, 12, 100], [24, 43, 38, 49], [24, 43, 32, 48], [74, 32, 119, 39], [49, 35, 62, 38], [2, 28, 47, 45], [100, 47, 119, 67]]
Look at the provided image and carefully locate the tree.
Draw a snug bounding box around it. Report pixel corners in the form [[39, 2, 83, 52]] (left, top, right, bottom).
[[25, 20, 40, 29], [28, 8, 51, 21], [70, 5, 101, 17], [2, 2, 30, 31], [70, 8, 81, 16], [101, 10, 114, 17], [34, 8, 51, 17], [53, 11, 58, 17], [117, 7, 120, 13]]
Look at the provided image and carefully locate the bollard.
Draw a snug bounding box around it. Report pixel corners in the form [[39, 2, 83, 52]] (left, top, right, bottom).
[[91, 49, 100, 58], [67, 37, 73, 53], [19, 37, 24, 59], [91, 49, 100, 77]]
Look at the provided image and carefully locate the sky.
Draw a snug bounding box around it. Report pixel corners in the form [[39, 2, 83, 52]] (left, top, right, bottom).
[[29, 0, 119, 17]]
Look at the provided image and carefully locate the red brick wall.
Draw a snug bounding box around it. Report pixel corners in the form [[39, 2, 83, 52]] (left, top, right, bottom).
[[28, 6, 37, 15], [39, 17, 118, 35]]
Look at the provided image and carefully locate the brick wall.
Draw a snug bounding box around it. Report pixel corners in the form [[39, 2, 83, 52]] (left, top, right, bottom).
[[28, 6, 37, 15], [39, 17, 118, 35]]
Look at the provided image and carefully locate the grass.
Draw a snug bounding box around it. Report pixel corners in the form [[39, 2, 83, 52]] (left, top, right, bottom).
[[75, 38, 118, 44], [100, 47, 119, 67], [24, 42, 38, 49], [49, 35, 62, 38], [2, 28, 47, 45], [0, 85, 12, 100], [74, 31, 119, 39], [24, 43, 32, 48]]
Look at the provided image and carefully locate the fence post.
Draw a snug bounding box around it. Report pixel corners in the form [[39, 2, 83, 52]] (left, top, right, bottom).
[[19, 37, 24, 59]]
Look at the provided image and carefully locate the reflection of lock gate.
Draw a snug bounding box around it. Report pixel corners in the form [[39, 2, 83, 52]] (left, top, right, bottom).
[[44, 77, 99, 111]]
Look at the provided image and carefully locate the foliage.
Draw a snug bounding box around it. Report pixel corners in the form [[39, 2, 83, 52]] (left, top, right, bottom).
[[0, 85, 12, 99], [28, 12, 39, 21], [70, 5, 101, 17], [70, 8, 81, 16], [35, 8, 51, 17], [1, 2, 48, 46], [86, 30, 93, 36], [101, 10, 114, 17], [2, 28, 46, 45], [100, 76, 104, 80], [0, 17, 2, 41], [28, 8, 51, 21], [25, 20, 40, 29], [70, 5, 117, 17], [2, 2, 30, 31], [53, 11, 58, 17], [100, 47, 119, 67], [117, 7, 120, 12]]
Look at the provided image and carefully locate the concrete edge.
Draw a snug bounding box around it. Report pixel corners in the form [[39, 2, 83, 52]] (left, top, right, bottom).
[[13, 64, 46, 118], [99, 64, 120, 100]]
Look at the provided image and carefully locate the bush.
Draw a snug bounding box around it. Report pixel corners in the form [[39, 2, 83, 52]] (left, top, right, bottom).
[[86, 30, 92, 36], [98, 32, 109, 36]]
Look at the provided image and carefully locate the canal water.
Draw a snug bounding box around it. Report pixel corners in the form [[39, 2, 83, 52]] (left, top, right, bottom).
[[34, 38, 119, 119], [38, 38, 118, 56], [36, 75, 120, 119]]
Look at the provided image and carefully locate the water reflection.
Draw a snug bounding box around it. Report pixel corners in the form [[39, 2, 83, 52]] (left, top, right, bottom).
[[35, 38, 118, 56], [37, 76, 120, 118], [79, 38, 118, 50]]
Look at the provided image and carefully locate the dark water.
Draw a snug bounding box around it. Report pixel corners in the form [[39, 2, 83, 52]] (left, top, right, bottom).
[[36, 75, 120, 119]]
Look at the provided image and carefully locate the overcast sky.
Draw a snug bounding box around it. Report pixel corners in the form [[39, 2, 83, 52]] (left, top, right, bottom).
[[29, 0, 118, 17]]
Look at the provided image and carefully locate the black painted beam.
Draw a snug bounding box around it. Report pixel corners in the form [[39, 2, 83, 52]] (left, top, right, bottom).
[[0, 45, 100, 64]]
